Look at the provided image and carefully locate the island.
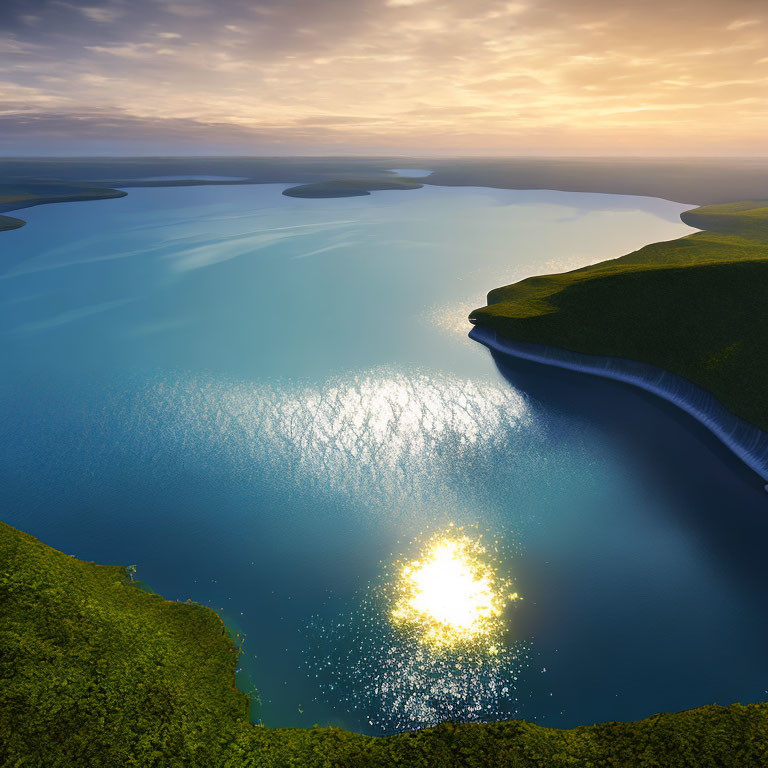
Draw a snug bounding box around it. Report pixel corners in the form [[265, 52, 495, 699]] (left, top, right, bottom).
[[470, 201, 768, 484], [2, 519, 766, 766], [282, 177, 423, 198]]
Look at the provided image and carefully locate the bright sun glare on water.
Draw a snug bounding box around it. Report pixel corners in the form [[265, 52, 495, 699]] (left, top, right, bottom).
[[391, 533, 519, 649], [305, 528, 529, 731]]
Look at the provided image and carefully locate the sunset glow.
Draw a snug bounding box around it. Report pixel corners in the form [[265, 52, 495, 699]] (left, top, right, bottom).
[[2, 0, 768, 154]]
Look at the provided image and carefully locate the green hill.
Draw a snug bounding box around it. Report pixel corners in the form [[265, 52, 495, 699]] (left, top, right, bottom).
[[470, 201, 768, 432], [2, 519, 768, 766]]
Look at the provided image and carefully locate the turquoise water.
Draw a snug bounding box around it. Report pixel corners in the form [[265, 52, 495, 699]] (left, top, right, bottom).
[[2, 183, 767, 733]]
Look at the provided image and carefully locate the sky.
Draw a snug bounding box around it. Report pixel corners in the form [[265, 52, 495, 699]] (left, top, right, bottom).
[[1, 0, 768, 155]]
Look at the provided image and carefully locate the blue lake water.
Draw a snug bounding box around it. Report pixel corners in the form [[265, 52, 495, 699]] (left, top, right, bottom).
[[130, 174, 250, 181], [388, 168, 433, 178], [1, 183, 767, 733]]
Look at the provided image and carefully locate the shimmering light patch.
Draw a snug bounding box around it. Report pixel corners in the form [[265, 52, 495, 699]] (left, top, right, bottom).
[[304, 590, 528, 731], [391, 534, 514, 648], [131, 367, 533, 507], [303, 526, 527, 732]]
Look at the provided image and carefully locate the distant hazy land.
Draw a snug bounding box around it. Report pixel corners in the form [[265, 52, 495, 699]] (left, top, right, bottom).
[[4, 156, 768, 229], [0, 181, 127, 229]]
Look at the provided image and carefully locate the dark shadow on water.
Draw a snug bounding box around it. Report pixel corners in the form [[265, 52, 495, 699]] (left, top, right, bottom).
[[486, 346, 768, 596], [478, 344, 768, 727]]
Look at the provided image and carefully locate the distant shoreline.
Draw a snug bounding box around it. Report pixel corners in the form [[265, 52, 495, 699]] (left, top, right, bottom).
[[4, 155, 768, 233], [0, 186, 128, 230]]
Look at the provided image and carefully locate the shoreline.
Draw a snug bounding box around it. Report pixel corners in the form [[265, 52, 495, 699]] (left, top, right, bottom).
[[0, 187, 128, 229], [469, 325, 768, 487], [0, 213, 26, 231]]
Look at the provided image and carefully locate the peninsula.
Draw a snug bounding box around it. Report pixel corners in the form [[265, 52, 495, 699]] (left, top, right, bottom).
[[0, 214, 25, 232], [0, 181, 127, 230], [470, 201, 768, 481]]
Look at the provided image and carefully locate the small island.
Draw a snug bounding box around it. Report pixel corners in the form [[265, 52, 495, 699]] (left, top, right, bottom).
[[282, 177, 423, 198]]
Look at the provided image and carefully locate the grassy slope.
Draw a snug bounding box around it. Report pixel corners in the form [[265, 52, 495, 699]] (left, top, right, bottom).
[[3, 521, 768, 767], [470, 201, 768, 432]]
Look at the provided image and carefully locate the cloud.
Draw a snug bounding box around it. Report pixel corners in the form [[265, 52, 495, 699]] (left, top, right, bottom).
[[158, 1, 213, 18], [0, 36, 39, 55], [293, 114, 390, 125], [78, 6, 123, 22], [727, 18, 761, 30], [85, 42, 176, 58], [0, 82, 69, 106], [1, 0, 768, 153], [53, 1, 124, 23]]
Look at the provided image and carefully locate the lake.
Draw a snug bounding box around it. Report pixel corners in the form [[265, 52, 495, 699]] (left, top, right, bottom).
[[1, 181, 767, 734]]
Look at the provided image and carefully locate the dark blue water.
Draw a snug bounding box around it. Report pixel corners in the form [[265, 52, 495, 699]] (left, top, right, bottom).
[[1, 182, 766, 734]]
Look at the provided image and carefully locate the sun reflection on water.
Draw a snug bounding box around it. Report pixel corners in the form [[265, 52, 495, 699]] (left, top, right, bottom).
[[391, 532, 519, 650], [41, 369, 535, 729], [304, 527, 527, 733], [134, 367, 533, 506]]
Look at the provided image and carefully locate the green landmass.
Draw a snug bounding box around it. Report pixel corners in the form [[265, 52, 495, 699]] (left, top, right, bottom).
[[3, 519, 768, 767], [0, 214, 25, 231], [282, 177, 423, 198], [0, 182, 127, 228], [0, 520, 249, 767], [470, 201, 768, 433]]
